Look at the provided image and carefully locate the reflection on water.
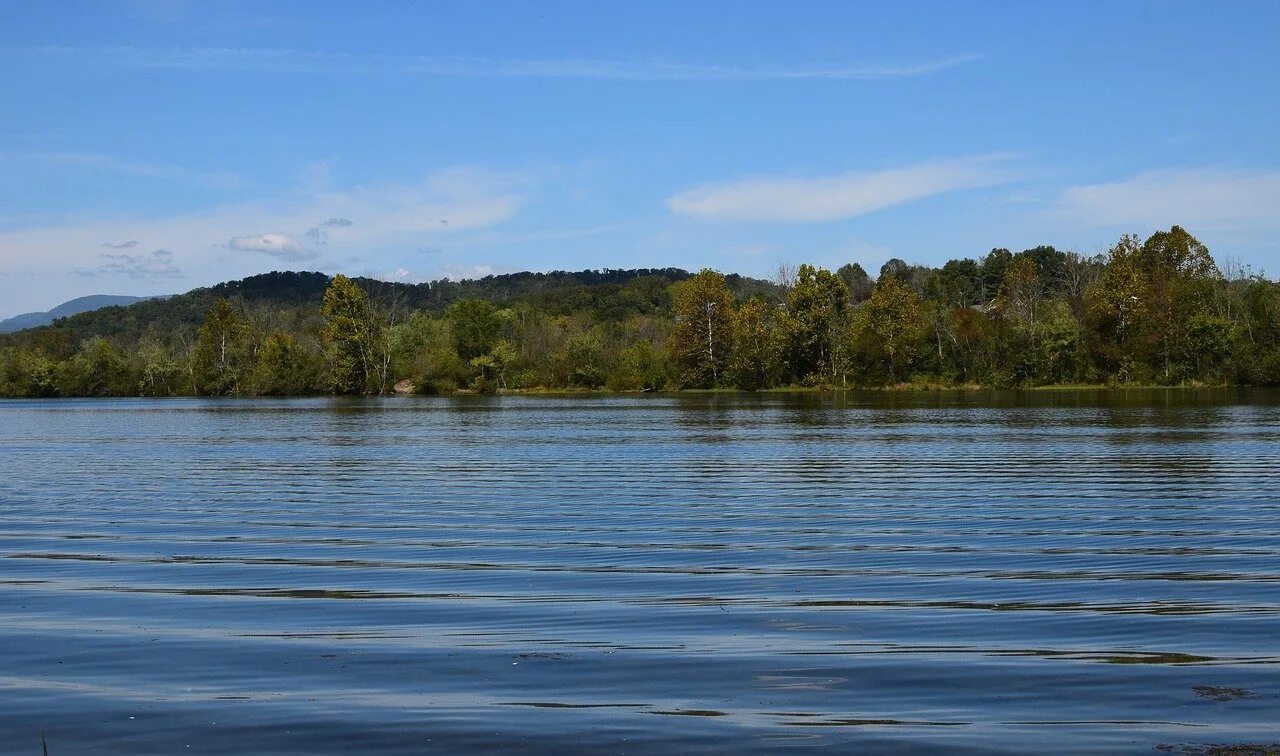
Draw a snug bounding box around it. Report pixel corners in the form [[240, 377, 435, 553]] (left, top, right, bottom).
[[1, 390, 1278, 754]]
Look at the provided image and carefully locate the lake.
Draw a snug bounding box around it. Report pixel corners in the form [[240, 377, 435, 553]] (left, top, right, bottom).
[[2, 391, 1278, 753]]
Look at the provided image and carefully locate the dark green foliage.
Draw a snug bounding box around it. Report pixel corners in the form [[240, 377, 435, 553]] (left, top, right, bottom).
[[837, 263, 874, 303], [55, 337, 136, 396], [252, 333, 320, 395], [931, 258, 984, 307]]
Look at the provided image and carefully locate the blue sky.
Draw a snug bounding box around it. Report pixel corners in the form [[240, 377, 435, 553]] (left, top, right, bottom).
[[2, 1, 1279, 317]]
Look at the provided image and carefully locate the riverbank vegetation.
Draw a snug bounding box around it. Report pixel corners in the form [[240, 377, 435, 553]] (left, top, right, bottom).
[[3, 226, 1279, 397]]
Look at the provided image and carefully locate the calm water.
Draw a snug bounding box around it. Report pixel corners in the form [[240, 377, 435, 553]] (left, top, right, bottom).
[[2, 392, 1279, 754]]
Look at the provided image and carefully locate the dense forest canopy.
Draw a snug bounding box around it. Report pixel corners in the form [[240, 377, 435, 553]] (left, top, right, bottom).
[[3, 226, 1279, 397]]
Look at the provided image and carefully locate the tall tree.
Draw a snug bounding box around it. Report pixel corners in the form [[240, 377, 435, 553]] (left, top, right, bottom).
[[670, 269, 734, 387], [731, 297, 777, 390], [980, 248, 1013, 302], [1139, 226, 1219, 381], [1088, 227, 1219, 382], [780, 265, 849, 385], [321, 275, 379, 393], [191, 300, 252, 395], [851, 276, 926, 383]]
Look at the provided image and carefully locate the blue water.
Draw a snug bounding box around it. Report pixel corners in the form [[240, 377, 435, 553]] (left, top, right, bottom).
[[2, 392, 1278, 753]]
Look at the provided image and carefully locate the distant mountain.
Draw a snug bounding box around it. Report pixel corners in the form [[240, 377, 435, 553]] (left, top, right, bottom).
[[0, 294, 161, 333]]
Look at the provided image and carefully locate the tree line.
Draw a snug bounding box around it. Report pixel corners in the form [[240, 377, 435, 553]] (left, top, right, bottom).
[[3, 226, 1280, 397]]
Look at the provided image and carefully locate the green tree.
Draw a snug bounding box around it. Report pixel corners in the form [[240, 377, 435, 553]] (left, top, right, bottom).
[[57, 337, 136, 396], [1140, 226, 1219, 381], [445, 299, 502, 362], [469, 339, 518, 392], [851, 276, 926, 383], [730, 297, 778, 390], [779, 265, 848, 385], [931, 258, 983, 308], [136, 339, 182, 396], [252, 333, 318, 395], [670, 269, 734, 387], [980, 248, 1013, 301], [1088, 227, 1219, 383], [836, 263, 874, 303], [322, 275, 378, 393], [606, 340, 670, 391], [191, 300, 253, 395], [0, 347, 58, 397], [563, 328, 608, 388]]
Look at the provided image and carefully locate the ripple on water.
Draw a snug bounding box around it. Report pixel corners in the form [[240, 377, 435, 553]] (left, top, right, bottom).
[[1, 392, 1279, 753]]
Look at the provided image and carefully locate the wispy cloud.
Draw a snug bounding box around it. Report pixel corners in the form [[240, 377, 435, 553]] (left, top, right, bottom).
[[668, 156, 1014, 222], [75, 248, 183, 279], [304, 216, 354, 245], [1058, 168, 1280, 230], [18, 46, 982, 82], [101, 240, 141, 249], [0, 166, 525, 304], [225, 232, 315, 261]]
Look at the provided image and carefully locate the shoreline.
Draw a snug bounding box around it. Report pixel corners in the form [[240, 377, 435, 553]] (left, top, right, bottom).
[[1, 383, 1262, 400]]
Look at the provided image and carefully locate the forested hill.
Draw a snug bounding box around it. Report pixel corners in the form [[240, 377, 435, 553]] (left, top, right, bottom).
[[1, 268, 775, 350], [0, 294, 159, 333]]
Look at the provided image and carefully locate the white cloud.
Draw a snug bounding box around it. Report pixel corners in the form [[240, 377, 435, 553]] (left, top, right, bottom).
[[226, 232, 315, 260], [437, 263, 515, 281], [1058, 168, 1280, 230], [0, 167, 525, 315], [668, 156, 1013, 222], [26, 46, 982, 82], [75, 248, 183, 279]]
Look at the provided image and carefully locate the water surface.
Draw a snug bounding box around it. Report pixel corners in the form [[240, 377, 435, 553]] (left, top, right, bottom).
[[2, 391, 1279, 753]]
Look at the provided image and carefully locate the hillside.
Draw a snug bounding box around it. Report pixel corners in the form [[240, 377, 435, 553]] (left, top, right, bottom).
[[0, 268, 778, 353], [0, 294, 160, 334]]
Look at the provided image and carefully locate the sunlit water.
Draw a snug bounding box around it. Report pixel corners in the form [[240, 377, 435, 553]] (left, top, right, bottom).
[[2, 392, 1279, 754]]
